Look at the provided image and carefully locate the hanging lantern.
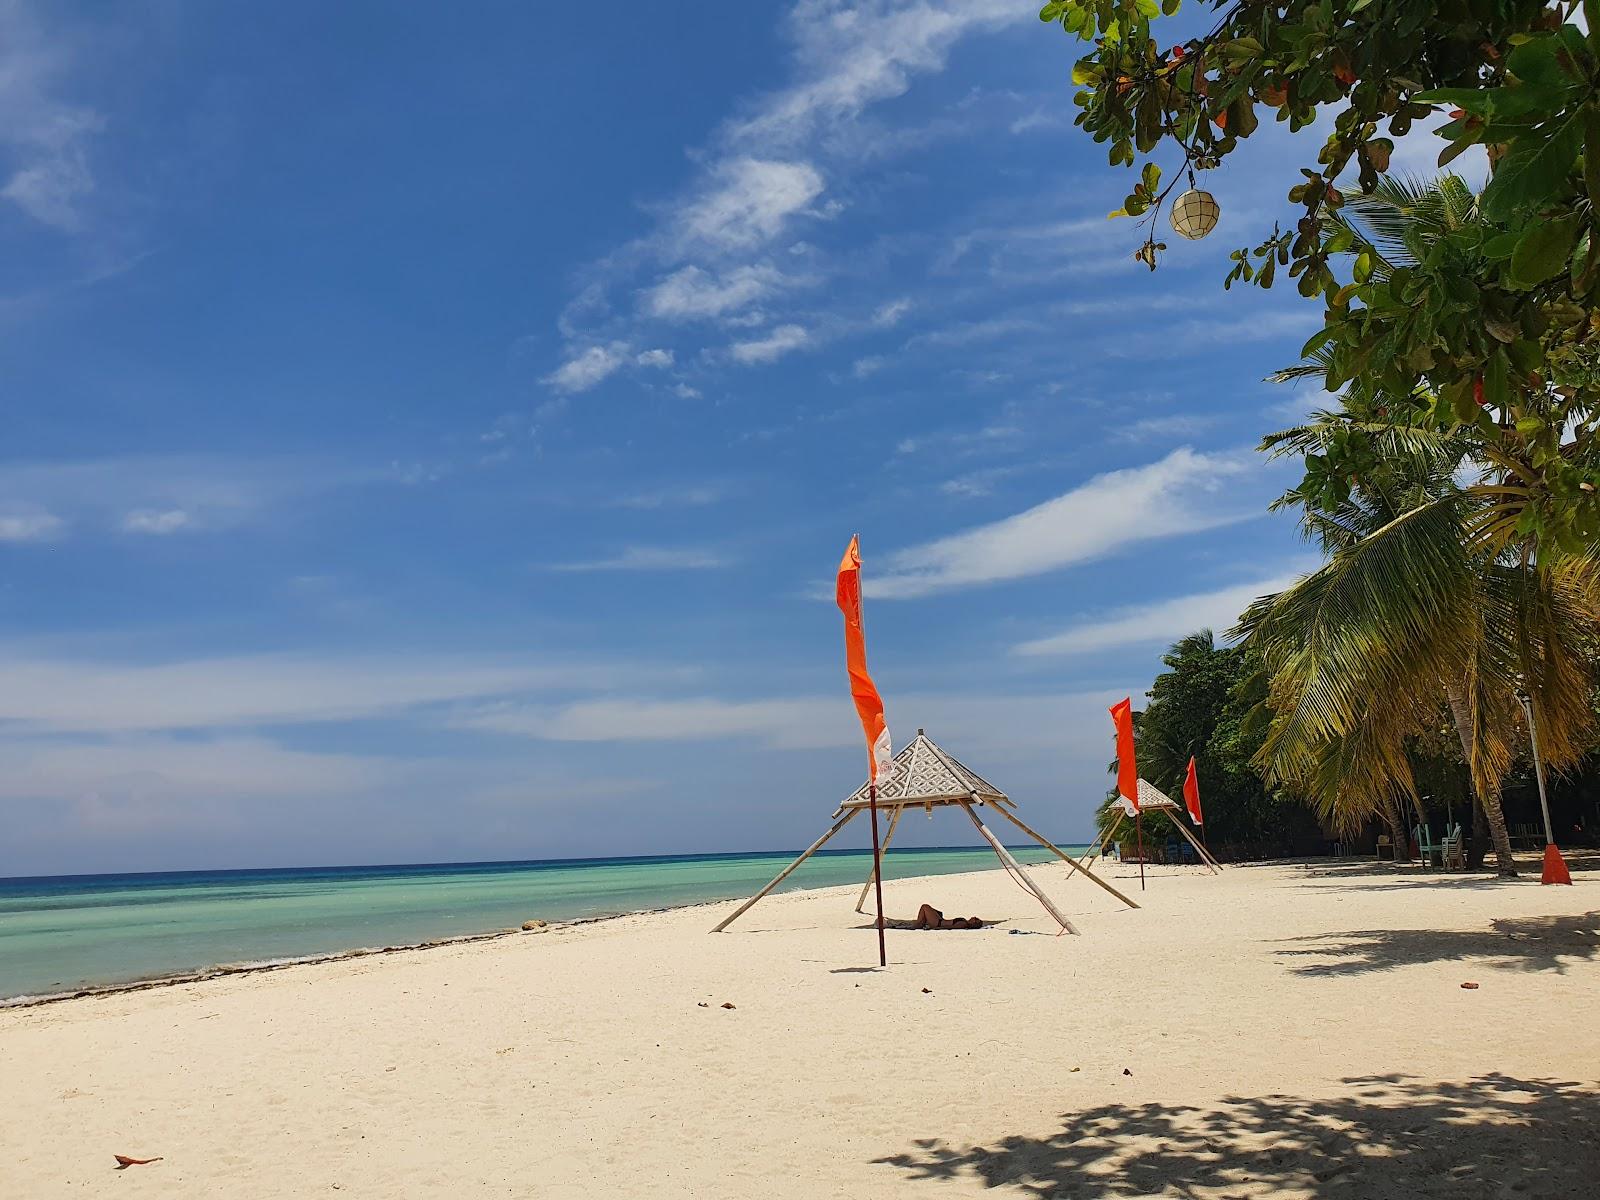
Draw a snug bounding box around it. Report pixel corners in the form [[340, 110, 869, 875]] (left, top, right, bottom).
[[1169, 189, 1220, 240]]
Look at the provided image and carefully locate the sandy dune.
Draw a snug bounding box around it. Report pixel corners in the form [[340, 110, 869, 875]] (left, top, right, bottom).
[[2, 856, 1597, 1198]]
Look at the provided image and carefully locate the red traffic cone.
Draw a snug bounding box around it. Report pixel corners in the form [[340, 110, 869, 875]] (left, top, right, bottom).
[[1541, 844, 1572, 885]]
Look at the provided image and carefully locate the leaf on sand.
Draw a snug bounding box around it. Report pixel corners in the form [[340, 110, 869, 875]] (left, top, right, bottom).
[[113, 1156, 163, 1169]]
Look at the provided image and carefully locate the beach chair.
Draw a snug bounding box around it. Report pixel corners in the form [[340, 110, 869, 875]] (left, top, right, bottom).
[[1376, 834, 1394, 861], [1415, 823, 1439, 868], [1164, 839, 1182, 864], [1442, 824, 1466, 871]]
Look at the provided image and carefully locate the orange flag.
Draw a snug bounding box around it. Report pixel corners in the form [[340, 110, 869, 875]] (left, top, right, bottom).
[[1109, 697, 1138, 812], [1184, 756, 1203, 825], [836, 536, 893, 784]]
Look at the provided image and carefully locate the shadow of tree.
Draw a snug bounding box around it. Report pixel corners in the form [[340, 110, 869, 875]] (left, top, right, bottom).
[[875, 1074, 1597, 1198], [1273, 912, 1600, 977]]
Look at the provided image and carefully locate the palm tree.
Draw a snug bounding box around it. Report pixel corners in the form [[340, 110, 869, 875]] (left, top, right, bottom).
[[1243, 176, 1600, 875]]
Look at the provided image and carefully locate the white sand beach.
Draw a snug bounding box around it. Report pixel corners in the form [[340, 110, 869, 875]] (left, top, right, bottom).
[[2, 857, 1597, 1198]]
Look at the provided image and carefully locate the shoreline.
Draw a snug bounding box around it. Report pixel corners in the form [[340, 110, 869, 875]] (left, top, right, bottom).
[[0, 845, 1087, 1010], [0, 895, 736, 1011]]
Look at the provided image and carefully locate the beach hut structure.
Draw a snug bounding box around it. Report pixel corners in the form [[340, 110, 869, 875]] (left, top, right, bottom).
[[1079, 778, 1221, 873], [711, 730, 1140, 936]]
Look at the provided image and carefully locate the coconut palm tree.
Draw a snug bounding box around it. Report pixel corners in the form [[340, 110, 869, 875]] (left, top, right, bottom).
[[1248, 286, 1600, 872]]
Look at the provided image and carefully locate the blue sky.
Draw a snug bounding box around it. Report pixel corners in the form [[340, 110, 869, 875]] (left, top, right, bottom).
[[0, 2, 1475, 875]]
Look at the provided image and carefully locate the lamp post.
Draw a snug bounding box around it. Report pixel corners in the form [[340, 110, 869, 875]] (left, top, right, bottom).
[[1516, 688, 1572, 885]]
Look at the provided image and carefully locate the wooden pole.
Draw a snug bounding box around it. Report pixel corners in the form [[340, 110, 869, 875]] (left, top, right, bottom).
[[959, 802, 1078, 934], [986, 800, 1140, 910], [1168, 808, 1220, 874], [1081, 811, 1123, 870], [1135, 809, 1146, 891], [855, 803, 904, 914], [711, 808, 861, 932], [868, 782, 887, 966]]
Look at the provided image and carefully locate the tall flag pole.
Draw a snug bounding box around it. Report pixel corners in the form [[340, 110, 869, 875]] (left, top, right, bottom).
[[1110, 698, 1143, 891], [1184, 755, 1208, 856], [837, 535, 894, 966]]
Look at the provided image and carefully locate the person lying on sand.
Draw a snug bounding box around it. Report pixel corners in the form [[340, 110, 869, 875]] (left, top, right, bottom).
[[914, 903, 982, 930]]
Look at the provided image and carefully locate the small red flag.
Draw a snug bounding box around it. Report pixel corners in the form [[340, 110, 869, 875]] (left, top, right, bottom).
[[1184, 756, 1203, 825], [836, 536, 893, 784], [1109, 697, 1138, 811]]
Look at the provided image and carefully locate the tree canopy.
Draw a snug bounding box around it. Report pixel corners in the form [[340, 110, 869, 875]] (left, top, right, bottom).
[[1041, 1, 1600, 549]]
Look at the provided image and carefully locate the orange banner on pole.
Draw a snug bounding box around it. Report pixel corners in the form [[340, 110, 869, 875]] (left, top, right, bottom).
[[836, 536, 893, 783], [1109, 697, 1138, 811], [1183, 756, 1203, 826]]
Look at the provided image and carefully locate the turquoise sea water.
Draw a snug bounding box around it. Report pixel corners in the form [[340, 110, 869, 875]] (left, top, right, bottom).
[[0, 844, 1084, 1002]]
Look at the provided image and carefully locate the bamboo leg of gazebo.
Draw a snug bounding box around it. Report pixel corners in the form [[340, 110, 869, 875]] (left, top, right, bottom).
[[1081, 812, 1123, 870], [988, 800, 1141, 911], [711, 808, 862, 933], [1170, 812, 1221, 873], [958, 802, 1078, 935], [854, 804, 904, 914]]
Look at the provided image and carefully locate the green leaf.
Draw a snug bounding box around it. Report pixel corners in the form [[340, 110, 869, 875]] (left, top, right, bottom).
[[1506, 36, 1571, 88], [1482, 231, 1522, 261], [1510, 214, 1583, 288], [1586, 106, 1600, 205], [1482, 112, 1584, 221]]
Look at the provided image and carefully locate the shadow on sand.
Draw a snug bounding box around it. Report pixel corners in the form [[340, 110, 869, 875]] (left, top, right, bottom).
[[1273, 911, 1600, 977], [875, 1074, 1598, 1198]]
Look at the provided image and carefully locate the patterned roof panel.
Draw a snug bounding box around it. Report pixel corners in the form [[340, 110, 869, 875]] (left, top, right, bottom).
[[839, 730, 1007, 807]]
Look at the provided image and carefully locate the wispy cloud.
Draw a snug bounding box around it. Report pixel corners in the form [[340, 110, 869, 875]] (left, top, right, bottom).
[[728, 323, 809, 365], [0, 4, 103, 231], [675, 157, 825, 253], [540, 0, 1025, 394], [458, 686, 1128, 762], [0, 650, 681, 735], [0, 454, 383, 539], [1111, 414, 1222, 444], [0, 508, 64, 542], [120, 508, 192, 535], [609, 484, 727, 510], [548, 546, 729, 572], [543, 343, 629, 394], [460, 696, 848, 748], [867, 448, 1257, 598], [641, 264, 785, 321], [1012, 569, 1310, 657]]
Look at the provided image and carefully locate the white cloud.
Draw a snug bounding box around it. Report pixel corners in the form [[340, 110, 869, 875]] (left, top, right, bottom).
[[458, 687, 1125, 763], [0, 508, 63, 541], [0, 454, 379, 536], [544, 1, 1023, 383], [120, 508, 192, 535], [852, 354, 886, 378], [610, 485, 726, 509], [727, 0, 1022, 150], [867, 448, 1257, 598], [548, 546, 729, 572], [678, 157, 825, 252], [635, 348, 674, 368], [1013, 570, 1310, 657], [461, 696, 848, 747], [0, 9, 104, 231], [543, 343, 629, 393], [0, 650, 675, 735], [872, 297, 911, 326], [642, 264, 785, 320], [729, 323, 809, 365], [1112, 414, 1221, 444]]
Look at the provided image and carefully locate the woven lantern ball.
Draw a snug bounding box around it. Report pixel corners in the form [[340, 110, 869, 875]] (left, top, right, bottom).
[[1169, 188, 1220, 240]]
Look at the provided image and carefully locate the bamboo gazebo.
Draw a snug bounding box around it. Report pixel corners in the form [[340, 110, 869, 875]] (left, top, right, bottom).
[[711, 729, 1140, 935]]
